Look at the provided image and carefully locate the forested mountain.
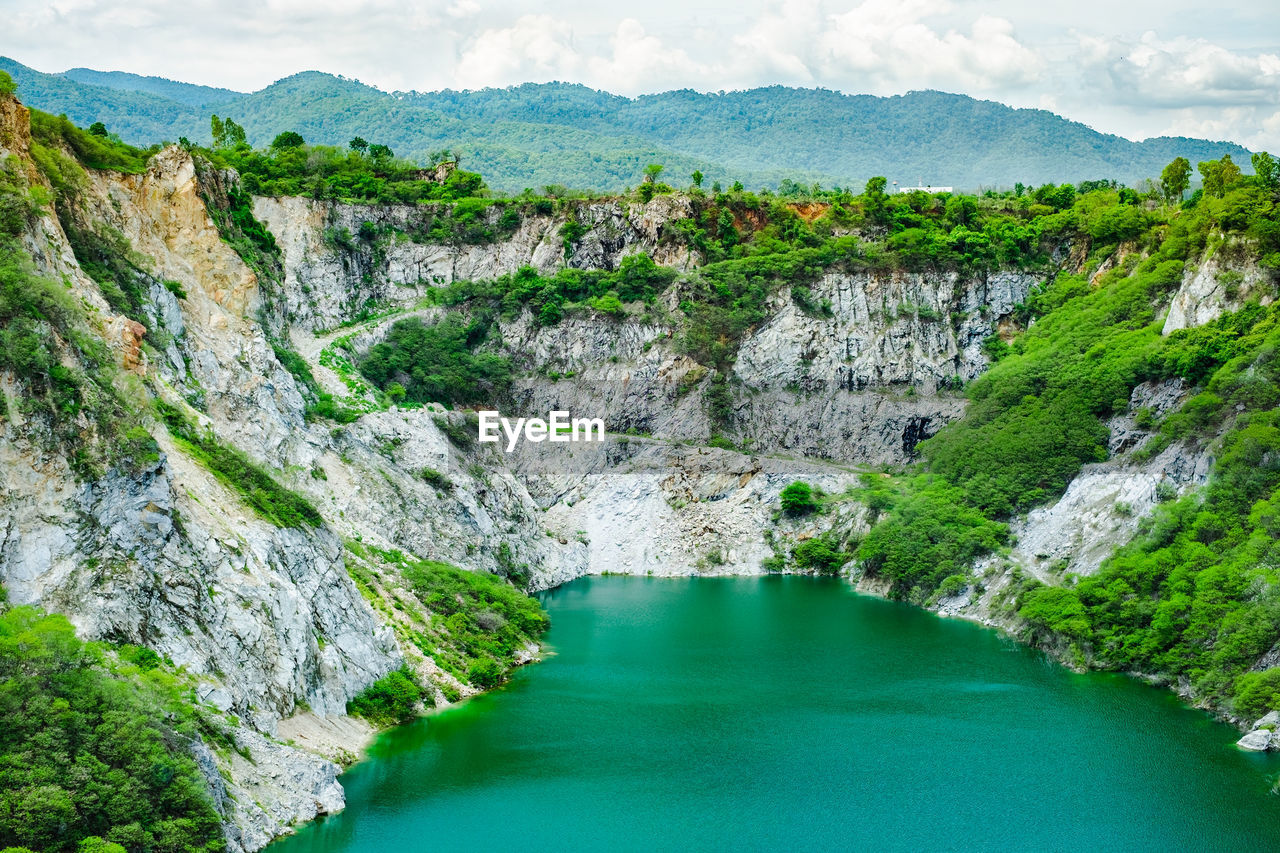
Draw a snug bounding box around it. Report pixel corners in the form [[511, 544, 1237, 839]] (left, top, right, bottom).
[[61, 67, 246, 107], [0, 56, 1252, 192]]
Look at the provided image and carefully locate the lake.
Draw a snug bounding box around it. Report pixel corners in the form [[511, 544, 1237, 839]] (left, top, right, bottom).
[[272, 575, 1280, 851]]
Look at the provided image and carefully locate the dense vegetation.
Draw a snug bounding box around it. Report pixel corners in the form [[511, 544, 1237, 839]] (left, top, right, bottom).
[[403, 557, 549, 687], [779, 482, 819, 516], [357, 314, 513, 406], [2, 58, 1253, 192], [346, 668, 425, 727], [390, 171, 1084, 388], [210, 133, 486, 205], [0, 604, 223, 852], [848, 154, 1280, 718]]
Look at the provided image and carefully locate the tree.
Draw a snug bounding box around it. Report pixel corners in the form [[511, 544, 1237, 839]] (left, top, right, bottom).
[[690, 170, 704, 188], [1220, 154, 1243, 189], [349, 136, 369, 154], [1199, 155, 1242, 198], [780, 481, 819, 516], [1252, 152, 1279, 191], [643, 163, 665, 184], [368, 143, 393, 161], [225, 117, 246, 147], [211, 115, 246, 149], [87, 122, 107, 138], [862, 175, 889, 224], [0, 70, 15, 96], [1160, 157, 1191, 204], [272, 131, 305, 150]]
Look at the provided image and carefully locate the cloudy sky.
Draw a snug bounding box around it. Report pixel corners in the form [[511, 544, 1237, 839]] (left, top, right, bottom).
[[3, 0, 1278, 150]]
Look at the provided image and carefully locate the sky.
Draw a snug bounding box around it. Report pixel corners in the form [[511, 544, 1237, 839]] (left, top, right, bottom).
[[2, 0, 1278, 151]]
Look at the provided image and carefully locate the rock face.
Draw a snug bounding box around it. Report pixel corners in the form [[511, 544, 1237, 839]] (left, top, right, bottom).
[[0, 120, 405, 845], [515, 437, 867, 583], [1237, 712, 1280, 751], [258, 193, 1037, 464], [1008, 380, 1208, 581], [1163, 254, 1274, 334], [253, 194, 697, 333]]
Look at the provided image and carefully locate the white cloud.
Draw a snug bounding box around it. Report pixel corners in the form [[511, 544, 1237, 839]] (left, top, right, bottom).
[[730, 0, 823, 85], [721, 0, 1042, 93], [586, 19, 705, 93], [446, 0, 480, 17], [454, 14, 583, 88], [1155, 106, 1280, 152], [1081, 30, 1280, 107], [455, 15, 704, 94], [817, 1, 1043, 90]]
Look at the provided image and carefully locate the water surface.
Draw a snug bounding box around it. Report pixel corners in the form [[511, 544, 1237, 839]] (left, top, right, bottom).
[[273, 576, 1280, 852]]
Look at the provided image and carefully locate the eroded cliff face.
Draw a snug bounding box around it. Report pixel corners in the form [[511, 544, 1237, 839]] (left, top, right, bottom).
[[262, 193, 1038, 465], [0, 115, 580, 848], [254, 194, 697, 332], [0, 128, 410, 846], [246, 192, 1043, 589]]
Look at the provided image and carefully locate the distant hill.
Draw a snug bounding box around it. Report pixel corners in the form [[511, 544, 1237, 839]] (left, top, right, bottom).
[[0, 56, 1253, 193], [61, 67, 245, 107]]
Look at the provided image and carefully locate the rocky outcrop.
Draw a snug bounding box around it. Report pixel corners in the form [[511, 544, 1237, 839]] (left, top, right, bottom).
[[253, 194, 697, 332], [1237, 711, 1280, 751], [260, 191, 1035, 464], [1007, 439, 1210, 582], [1163, 252, 1276, 334], [514, 436, 865, 583]]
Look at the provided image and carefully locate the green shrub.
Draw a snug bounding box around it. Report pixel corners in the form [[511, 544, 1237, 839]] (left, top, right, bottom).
[[419, 467, 454, 490], [936, 574, 968, 599], [157, 401, 322, 528], [1234, 669, 1280, 719], [707, 434, 737, 451], [401, 558, 549, 688], [589, 291, 626, 317], [28, 109, 152, 174], [856, 476, 1008, 599], [434, 414, 476, 448], [779, 481, 819, 516], [119, 425, 160, 473], [347, 668, 424, 727], [467, 657, 504, 689], [792, 538, 848, 574], [1019, 586, 1089, 640]]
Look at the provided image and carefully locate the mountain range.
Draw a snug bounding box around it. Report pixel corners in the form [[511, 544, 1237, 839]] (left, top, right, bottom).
[[0, 56, 1252, 192]]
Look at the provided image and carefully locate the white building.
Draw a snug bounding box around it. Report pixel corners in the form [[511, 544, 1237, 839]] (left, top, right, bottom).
[[895, 181, 953, 194]]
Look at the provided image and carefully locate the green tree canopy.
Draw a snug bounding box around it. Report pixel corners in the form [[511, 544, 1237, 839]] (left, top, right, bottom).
[[271, 130, 305, 149], [1160, 156, 1191, 203]]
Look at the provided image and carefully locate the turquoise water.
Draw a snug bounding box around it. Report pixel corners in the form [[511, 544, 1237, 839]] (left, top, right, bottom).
[[273, 576, 1280, 851]]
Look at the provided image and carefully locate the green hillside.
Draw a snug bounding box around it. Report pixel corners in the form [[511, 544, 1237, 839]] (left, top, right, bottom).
[[0, 57, 1252, 193], [62, 67, 245, 107]]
